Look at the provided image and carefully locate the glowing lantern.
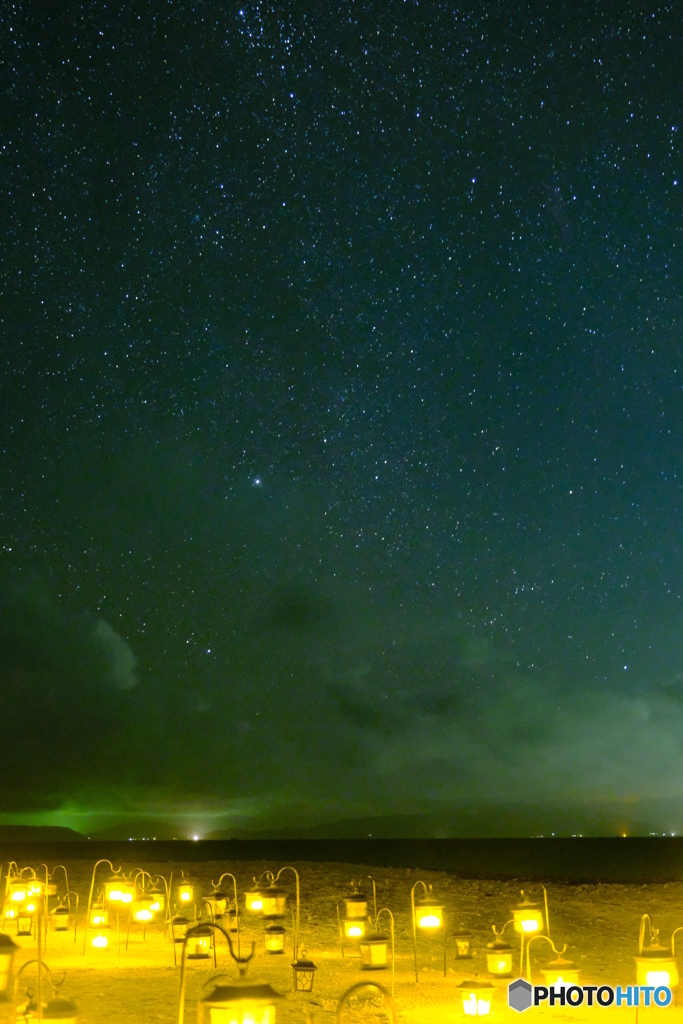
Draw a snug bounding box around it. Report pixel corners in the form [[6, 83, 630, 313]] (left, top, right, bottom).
[[343, 917, 366, 939], [133, 896, 155, 923], [456, 979, 496, 1017], [172, 915, 190, 943], [91, 934, 108, 949], [105, 877, 124, 903], [414, 897, 443, 930], [186, 924, 212, 960], [148, 886, 165, 914], [119, 883, 134, 905], [265, 924, 286, 953], [291, 954, 317, 992], [198, 981, 281, 1024], [178, 882, 194, 904], [205, 889, 228, 919], [343, 887, 368, 919], [27, 879, 43, 897], [541, 954, 580, 986], [51, 905, 71, 932], [261, 885, 287, 919], [9, 881, 27, 904], [89, 904, 109, 928], [453, 929, 473, 959], [245, 884, 265, 914], [512, 894, 544, 934], [0, 934, 19, 995], [359, 934, 389, 969], [636, 938, 678, 988], [486, 937, 514, 977], [4, 905, 16, 920]]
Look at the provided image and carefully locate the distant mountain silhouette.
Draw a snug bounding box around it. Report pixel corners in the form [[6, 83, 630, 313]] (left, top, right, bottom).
[[0, 825, 85, 841]]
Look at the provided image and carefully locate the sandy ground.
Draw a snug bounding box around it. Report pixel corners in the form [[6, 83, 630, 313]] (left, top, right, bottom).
[[1, 857, 681, 1022]]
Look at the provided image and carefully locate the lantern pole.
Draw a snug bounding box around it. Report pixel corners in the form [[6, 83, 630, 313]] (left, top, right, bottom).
[[375, 908, 395, 997], [216, 873, 241, 957], [275, 866, 300, 961], [542, 885, 550, 940], [671, 927, 683, 955], [639, 913, 654, 955], [178, 922, 254, 1024], [366, 877, 378, 926], [59, 891, 80, 944], [82, 859, 118, 955], [336, 981, 397, 1024], [410, 880, 429, 984]]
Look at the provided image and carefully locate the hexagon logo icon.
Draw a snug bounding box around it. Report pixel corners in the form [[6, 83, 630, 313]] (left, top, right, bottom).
[[508, 978, 533, 1012]]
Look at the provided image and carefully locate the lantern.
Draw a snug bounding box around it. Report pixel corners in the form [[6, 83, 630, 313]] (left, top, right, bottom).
[[133, 895, 155, 923], [0, 934, 18, 995], [541, 954, 580, 987], [456, 979, 496, 1017], [17, 908, 33, 937], [43, 997, 78, 1023], [91, 933, 108, 949], [187, 925, 212, 960], [453, 930, 473, 959], [178, 882, 194, 904], [636, 938, 679, 988], [486, 937, 514, 977], [261, 885, 287, 919], [343, 888, 368, 919], [148, 886, 166, 914], [205, 889, 228, 919], [198, 981, 281, 1024], [265, 924, 286, 954], [343, 917, 366, 939], [119, 883, 134, 905], [9, 880, 27, 904], [52, 905, 71, 932], [414, 897, 443, 930], [105, 876, 124, 903], [172, 915, 190, 943], [292, 954, 317, 992], [359, 934, 389, 969], [4, 905, 16, 921], [27, 879, 43, 897], [23, 997, 78, 1023], [46, 883, 58, 897], [89, 904, 109, 928], [245, 884, 265, 914], [512, 894, 544, 934]]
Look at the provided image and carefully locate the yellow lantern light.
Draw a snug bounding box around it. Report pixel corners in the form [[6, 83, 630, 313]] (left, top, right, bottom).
[[414, 897, 443, 930], [179, 882, 194, 903], [261, 885, 287, 919], [89, 903, 109, 928], [453, 930, 473, 959], [541, 954, 580, 987], [186, 924, 212, 960], [291, 953, 317, 992], [0, 934, 19, 995], [486, 937, 514, 977], [198, 981, 281, 1024], [148, 886, 165, 914], [119, 883, 134, 905], [9, 883, 27, 904], [91, 933, 108, 949], [265, 925, 286, 954], [636, 943, 678, 988], [133, 896, 155, 923], [512, 893, 544, 934], [359, 934, 389, 969], [344, 917, 366, 939], [245, 884, 265, 914], [105, 877, 124, 903], [456, 979, 496, 1017], [27, 879, 43, 897], [4, 905, 17, 921]]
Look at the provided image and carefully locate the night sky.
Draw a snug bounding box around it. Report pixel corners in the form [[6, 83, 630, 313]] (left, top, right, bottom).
[[3, 2, 683, 837]]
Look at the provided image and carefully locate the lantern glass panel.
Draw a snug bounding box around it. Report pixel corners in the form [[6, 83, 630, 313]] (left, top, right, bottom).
[[52, 908, 70, 931], [200, 984, 279, 1024], [512, 901, 543, 934], [17, 914, 32, 936], [486, 949, 513, 976], [292, 960, 317, 992], [187, 934, 211, 959], [179, 884, 194, 903], [344, 894, 368, 919], [90, 906, 108, 928], [261, 888, 287, 918], [92, 934, 108, 948], [265, 926, 286, 953], [458, 982, 495, 1017], [359, 936, 388, 969], [415, 902, 443, 929], [636, 956, 678, 988], [245, 889, 264, 913], [172, 916, 189, 942]]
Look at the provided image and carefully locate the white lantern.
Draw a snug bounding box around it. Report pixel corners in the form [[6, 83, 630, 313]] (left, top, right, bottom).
[[456, 979, 496, 1016], [198, 981, 280, 1024]]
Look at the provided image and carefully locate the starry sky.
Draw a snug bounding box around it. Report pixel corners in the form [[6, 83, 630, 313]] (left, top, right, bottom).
[[2, 1, 683, 837]]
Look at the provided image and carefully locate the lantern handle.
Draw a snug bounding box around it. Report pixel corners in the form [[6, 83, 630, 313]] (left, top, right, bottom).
[[336, 982, 397, 1024], [639, 913, 654, 955], [256, 870, 275, 886], [524, 934, 566, 982], [492, 920, 515, 939]]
